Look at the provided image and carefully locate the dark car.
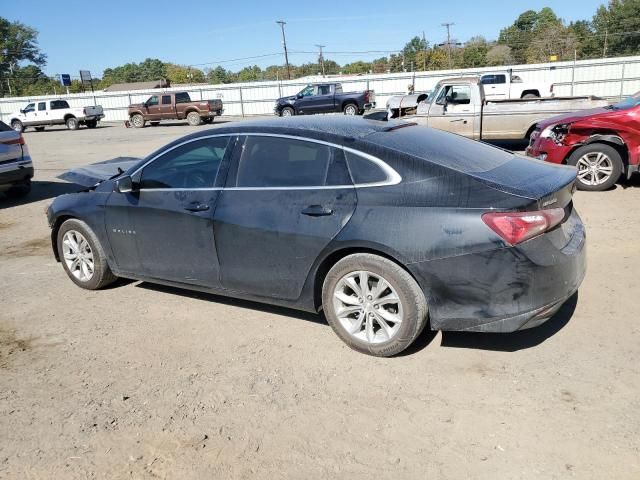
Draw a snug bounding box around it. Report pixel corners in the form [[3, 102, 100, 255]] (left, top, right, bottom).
[[275, 83, 375, 117], [48, 117, 585, 356], [0, 120, 33, 197], [526, 91, 640, 191]]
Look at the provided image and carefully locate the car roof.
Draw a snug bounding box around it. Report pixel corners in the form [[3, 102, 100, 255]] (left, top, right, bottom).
[[187, 116, 413, 142]]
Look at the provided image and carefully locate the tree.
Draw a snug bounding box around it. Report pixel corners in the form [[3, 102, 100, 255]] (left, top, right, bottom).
[[401, 36, 428, 71], [526, 24, 578, 62], [237, 65, 262, 82], [485, 45, 514, 66], [206, 66, 231, 84], [461, 36, 489, 67], [0, 17, 47, 96], [568, 20, 600, 59], [165, 63, 205, 84], [498, 8, 563, 64], [592, 0, 640, 56], [342, 61, 371, 74], [428, 48, 449, 69]]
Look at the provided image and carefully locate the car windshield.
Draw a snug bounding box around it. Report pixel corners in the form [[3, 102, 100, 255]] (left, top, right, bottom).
[[611, 92, 640, 110]]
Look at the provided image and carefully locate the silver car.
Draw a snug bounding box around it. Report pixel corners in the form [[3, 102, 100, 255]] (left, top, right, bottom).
[[0, 120, 33, 197]]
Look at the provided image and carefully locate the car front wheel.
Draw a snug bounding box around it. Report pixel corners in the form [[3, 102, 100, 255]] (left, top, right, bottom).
[[568, 144, 622, 191], [57, 219, 117, 290], [11, 120, 23, 133], [322, 253, 428, 357]]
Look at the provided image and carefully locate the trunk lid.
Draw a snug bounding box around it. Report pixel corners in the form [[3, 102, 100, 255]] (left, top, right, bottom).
[[57, 157, 141, 187]]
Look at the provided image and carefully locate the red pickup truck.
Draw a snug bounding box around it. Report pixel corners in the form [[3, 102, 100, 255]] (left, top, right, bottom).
[[527, 91, 640, 191], [128, 92, 223, 128]]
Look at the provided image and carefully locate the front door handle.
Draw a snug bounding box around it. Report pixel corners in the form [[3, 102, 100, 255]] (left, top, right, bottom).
[[301, 205, 333, 217], [184, 202, 210, 212]]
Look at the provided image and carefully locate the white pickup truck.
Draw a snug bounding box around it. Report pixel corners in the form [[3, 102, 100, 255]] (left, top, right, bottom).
[[9, 100, 105, 133]]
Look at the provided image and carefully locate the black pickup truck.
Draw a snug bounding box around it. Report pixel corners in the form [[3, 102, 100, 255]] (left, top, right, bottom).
[[274, 83, 375, 116]]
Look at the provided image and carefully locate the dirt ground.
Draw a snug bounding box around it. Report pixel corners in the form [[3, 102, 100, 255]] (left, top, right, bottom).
[[1, 120, 639, 479]]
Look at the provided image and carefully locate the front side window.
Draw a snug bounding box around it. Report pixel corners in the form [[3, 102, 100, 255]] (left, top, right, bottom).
[[38, 102, 46, 111], [481, 75, 495, 85], [436, 85, 471, 105], [299, 85, 314, 97], [161, 95, 172, 105], [23, 103, 35, 113], [494, 74, 506, 84], [235, 136, 346, 188], [139, 137, 230, 189], [146, 96, 159, 106]]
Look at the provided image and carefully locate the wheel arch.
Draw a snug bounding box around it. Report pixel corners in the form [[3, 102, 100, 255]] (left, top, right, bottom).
[[63, 113, 77, 121], [565, 135, 629, 169], [341, 99, 358, 111], [521, 89, 540, 98], [50, 214, 76, 262], [311, 244, 421, 312], [184, 108, 200, 116]]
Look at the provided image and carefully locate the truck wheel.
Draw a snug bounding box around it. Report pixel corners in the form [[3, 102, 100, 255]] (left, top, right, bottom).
[[11, 120, 23, 133], [34, 126, 45, 132], [522, 93, 539, 99], [187, 112, 202, 126], [66, 117, 79, 130], [568, 144, 623, 191], [85, 120, 97, 129], [130, 114, 145, 128], [281, 107, 295, 117], [343, 103, 358, 115]]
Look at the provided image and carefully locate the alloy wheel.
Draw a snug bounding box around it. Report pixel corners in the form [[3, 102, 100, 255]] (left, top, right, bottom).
[[576, 152, 613, 186], [62, 230, 95, 282], [332, 270, 403, 344], [344, 104, 357, 115]]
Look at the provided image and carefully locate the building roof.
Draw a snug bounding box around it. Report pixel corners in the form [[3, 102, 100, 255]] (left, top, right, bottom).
[[103, 80, 170, 92]]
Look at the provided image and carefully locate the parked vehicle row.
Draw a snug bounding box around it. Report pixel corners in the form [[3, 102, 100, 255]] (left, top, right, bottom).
[[0, 121, 33, 197], [274, 83, 376, 116], [9, 100, 104, 133], [50, 116, 586, 356], [128, 91, 224, 128]]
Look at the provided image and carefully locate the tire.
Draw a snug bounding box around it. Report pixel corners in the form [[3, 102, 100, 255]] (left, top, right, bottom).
[[65, 117, 79, 130], [150, 121, 160, 126], [6, 179, 31, 198], [130, 114, 145, 128], [281, 106, 295, 117], [522, 93, 539, 99], [343, 103, 358, 115], [57, 219, 117, 290], [34, 126, 45, 132], [85, 120, 97, 129], [567, 143, 623, 191], [11, 120, 23, 133], [187, 111, 202, 126], [322, 253, 428, 357]]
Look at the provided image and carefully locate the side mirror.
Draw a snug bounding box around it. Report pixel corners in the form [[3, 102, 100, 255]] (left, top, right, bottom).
[[296, 93, 303, 99], [114, 175, 135, 193]]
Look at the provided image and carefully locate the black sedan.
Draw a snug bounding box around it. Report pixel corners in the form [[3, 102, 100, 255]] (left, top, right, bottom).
[[48, 117, 586, 356]]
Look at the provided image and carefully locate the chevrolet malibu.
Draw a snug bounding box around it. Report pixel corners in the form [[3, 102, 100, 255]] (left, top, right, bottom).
[[48, 117, 586, 356]]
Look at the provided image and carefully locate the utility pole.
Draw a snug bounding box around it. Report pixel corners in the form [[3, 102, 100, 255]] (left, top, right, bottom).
[[441, 22, 454, 69], [422, 31, 427, 71], [276, 20, 291, 80], [315, 44, 326, 77]]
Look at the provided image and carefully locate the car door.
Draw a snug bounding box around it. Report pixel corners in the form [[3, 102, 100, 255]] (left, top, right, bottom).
[[159, 94, 174, 120], [36, 101, 49, 125], [427, 84, 477, 138], [144, 95, 162, 120], [481, 74, 507, 99], [314, 85, 335, 112], [104, 135, 234, 287], [295, 85, 316, 114], [21, 103, 37, 125], [49, 100, 68, 124], [213, 134, 357, 300]]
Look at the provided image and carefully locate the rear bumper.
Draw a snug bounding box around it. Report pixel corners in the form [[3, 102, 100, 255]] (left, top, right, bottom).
[[205, 109, 223, 117], [0, 162, 34, 188], [411, 207, 586, 333], [84, 114, 104, 121], [364, 102, 376, 110]]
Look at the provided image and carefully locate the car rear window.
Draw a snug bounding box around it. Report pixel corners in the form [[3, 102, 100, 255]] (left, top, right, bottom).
[[365, 125, 513, 174]]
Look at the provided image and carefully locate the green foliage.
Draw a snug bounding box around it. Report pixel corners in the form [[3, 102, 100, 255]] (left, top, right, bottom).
[[592, 0, 640, 56], [0, 16, 47, 96]]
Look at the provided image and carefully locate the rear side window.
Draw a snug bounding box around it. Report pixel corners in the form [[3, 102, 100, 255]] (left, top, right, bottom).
[[140, 137, 230, 189], [344, 151, 389, 185], [318, 85, 331, 95], [161, 95, 171, 105], [175, 92, 191, 104], [38, 102, 46, 111], [235, 136, 346, 188], [50, 100, 70, 109]]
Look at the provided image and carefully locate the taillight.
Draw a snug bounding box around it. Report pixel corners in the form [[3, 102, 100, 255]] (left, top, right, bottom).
[[3, 135, 25, 145], [364, 90, 370, 102], [482, 208, 565, 245]]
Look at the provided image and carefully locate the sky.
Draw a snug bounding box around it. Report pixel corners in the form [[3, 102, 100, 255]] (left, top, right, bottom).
[[4, 0, 607, 78]]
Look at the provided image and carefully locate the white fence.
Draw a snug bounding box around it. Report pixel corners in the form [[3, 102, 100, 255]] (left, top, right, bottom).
[[1, 55, 639, 123]]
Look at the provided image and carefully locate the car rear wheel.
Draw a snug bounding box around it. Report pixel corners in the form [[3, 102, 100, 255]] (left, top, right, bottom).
[[11, 120, 23, 133], [187, 112, 202, 126], [131, 114, 145, 128], [522, 93, 539, 99], [568, 144, 622, 191], [322, 253, 428, 357], [343, 103, 358, 115], [57, 219, 117, 290], [281, 107, 295, 117], [66, 117, 79, 130]]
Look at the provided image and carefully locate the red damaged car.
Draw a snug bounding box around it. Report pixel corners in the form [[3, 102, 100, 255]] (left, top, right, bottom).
[[526, 92, 640, 191]]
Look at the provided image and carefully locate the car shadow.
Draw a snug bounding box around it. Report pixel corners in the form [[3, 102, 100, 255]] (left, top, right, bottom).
[[24, 125, 113, 134], [134, 282, 327, 325], [0, 181, 83, 209], [141, 120, 232, 128], [620, 174, 640, 189], [439, 292, 578, 352]]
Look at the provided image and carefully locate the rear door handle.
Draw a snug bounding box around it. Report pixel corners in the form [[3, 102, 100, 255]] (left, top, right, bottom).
[[184, 202, 210, 212], [301, 205, 333, 217]]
